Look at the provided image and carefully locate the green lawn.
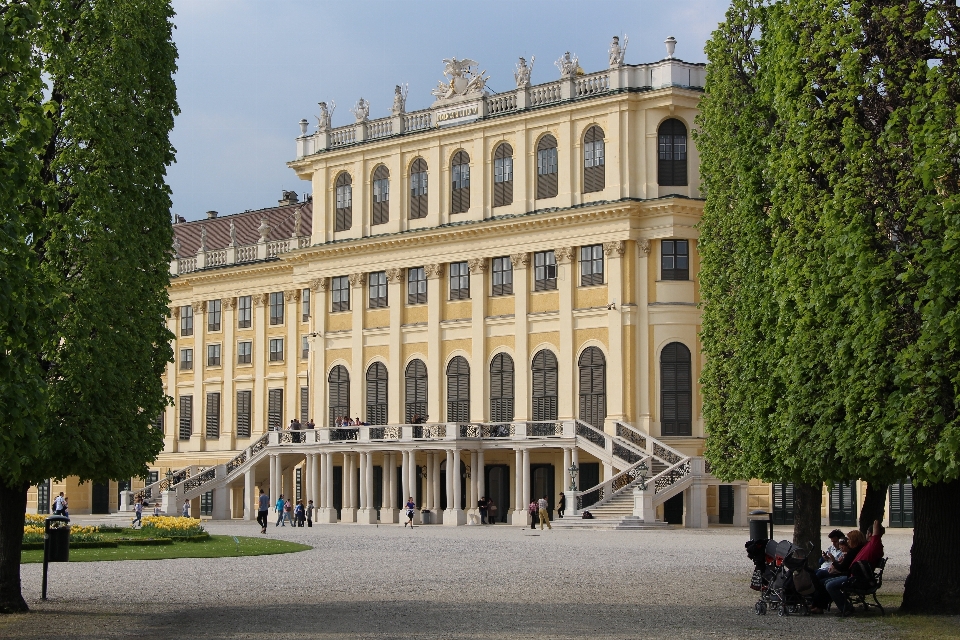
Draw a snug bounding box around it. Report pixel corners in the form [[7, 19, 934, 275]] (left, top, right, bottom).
[[21, 535, 311, 563]]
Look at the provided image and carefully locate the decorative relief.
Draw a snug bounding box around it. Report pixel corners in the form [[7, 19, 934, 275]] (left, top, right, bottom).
[[171, 306, 180, 319], [637, 239, 651, 256], [424, 263, 445, 279], [510, 252, 530, 268], [284, 289, 300, 303], [191, 301, 204, 314], [468, 258, 488, 274], [348, 273, 367, 287], [223, 297, 236, 310], [385, 268, 404, 282], [253, 293, 269, 308], [554, 246, 575, 264], [431, 57, 489, 102], [310, 277, 329, 292], [603, 241, 626, 257]]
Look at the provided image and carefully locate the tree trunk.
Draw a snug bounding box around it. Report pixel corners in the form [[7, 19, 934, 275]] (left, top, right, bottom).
[[858, 482, 888, 535], [0, 479, 29, 613], [901, 479, 960, 614], [793, 481, 822, 566]]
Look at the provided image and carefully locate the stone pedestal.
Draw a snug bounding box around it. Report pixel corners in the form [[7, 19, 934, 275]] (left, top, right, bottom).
[[356, 508, 376, 525], [379, 507, 398, 524], [633, 488, 655, 522], [442, 508, 466, 526], [509, 510, 527, 527], [211, 484, 231, 520], [161, 490, 178, 516], [340, 507, 357, 523], [317, 507, 338, 523], [119, 491, 134, 512]]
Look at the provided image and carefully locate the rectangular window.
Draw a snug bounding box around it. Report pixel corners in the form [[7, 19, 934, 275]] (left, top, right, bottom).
[[180, 305, 193, 337], [661, 239, 689, 281], [336, 183, 352, 209], [237, 341, 252, 364], [268, 388, 283, 431], [301, 335, 309, 360], [580, 245, 604, 286], [494, 156, 513, 183], [301, 288, 310, 322], [207, 300, 221, 332], [206, 343, 221, 367], [332, 276, 350, 312], [205, 392, 220, 439], [236, 390, 251, 438], [409, 170, 428, 220], [534, 251, 557, 291], [373, 177, 390, 226], [369, 271, 388, 308], [492, 256, 513, 296], [269, 338, 284, 362], [449, 261, 470, 300], [452, 163, 470, 190], [178, 395, 192, 441], [537, 147, 558, 175], [300, 386, 309, 424], [180, 348, 193, 370], [237, 295, 252, 329], [584, 139, 605, 168], [269, 292, 284, 325], [407, 267, 427, 305]]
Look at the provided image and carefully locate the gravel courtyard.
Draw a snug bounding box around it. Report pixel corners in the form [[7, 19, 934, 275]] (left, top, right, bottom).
[[0, 523, 916, 639]]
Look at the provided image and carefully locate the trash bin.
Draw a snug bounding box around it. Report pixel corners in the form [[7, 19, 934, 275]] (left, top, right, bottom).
[[45, 516, 70, 563], [748, 510, 772, 541], [420, 510, 432, 525]]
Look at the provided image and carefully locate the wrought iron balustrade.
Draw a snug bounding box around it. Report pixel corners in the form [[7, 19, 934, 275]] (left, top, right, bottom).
[[183, 466, 217, 493], [330, 427, 359, 441]]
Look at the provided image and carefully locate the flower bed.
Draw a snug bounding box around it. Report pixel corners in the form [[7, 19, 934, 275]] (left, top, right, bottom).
[[23, 522, 102, 544], [140, 516, 205, 538]]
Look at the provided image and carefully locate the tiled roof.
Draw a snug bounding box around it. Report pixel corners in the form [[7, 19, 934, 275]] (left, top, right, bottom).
[[173, 202, 313, 256]]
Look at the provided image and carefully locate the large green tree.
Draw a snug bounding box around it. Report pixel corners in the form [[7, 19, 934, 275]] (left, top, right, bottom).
[[699, 0, 959, 613], [0, 0, 177, 613]]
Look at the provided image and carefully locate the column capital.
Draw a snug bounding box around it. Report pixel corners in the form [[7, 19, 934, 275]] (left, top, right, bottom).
[[348, 272, 366, 287], [171, 306, 180, 319], [603, 240, 626, 257], [223, 297, 236, 310], [554, 246, 575, 264], [424, 263, 445, 279], [310, 277, 329, 291], [468, 257, 488, 274], [284, 289, 301, 303], [253, 293, 269, 307], [191, 300, 205, 314], [510, 252, 530, 268], [385, 267, 404, 282], [637, 239, 651, 256]]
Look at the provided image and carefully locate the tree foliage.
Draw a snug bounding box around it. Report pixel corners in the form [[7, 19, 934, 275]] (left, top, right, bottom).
[[698, 0, 960, 613], [0, 0, 178, 613]]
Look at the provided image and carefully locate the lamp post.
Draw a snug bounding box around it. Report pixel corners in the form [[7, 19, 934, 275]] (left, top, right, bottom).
[[568, 462, 579, 491]]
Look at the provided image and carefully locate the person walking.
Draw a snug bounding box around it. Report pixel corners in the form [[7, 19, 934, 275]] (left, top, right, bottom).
[[404, 496, 416, 527], [257, 488, 270, 534], [528, 500, 538, 530], [306, 500, 315, 527], [52, 492, 66, 516], [478, 496, 488, 524], [182, 498, 190, 518], [132, 498, 144, 528], [283, 498, 293, 526], [275, 494, 286, 526], [557, 492, 566, 518], [538, 495, 552, 530]]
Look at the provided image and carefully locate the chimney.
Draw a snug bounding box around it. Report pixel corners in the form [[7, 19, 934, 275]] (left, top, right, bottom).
[[206, 210, 218, 219]]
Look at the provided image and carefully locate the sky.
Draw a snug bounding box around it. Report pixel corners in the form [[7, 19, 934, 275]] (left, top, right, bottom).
[[167, 0, 732, 221]]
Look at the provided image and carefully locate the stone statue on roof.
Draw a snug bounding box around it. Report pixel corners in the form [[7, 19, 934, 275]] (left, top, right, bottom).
[[292, 209, 302, 238], [431, 57, 489, 101], [228, 220, 236, 247], [556, 51, 579, 79], [258, 216, 270, 243], [316, 101, 335, 132], [199, 225, 207, 251], [609, 35, 628, 68], [514, 56, 535, 88], [351, 97, 370, 123], [391, 84, 408, 116], [172, 235, 181, 258]]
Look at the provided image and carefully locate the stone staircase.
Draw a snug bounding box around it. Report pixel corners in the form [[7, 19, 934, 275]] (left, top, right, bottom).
[[553, 483, 674, 530]]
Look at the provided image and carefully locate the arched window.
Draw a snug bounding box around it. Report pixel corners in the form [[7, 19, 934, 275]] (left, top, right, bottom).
[[660, 342, 692, 436], [536, 134, 558, 199], [327, 365, 350, 427], [657, 119, 688, 187], [493, 143, 514, 207], [450, 150, 470, 214], [532, 349, 558, 421], [446, 356, 470, 422], [365, 362, 388, 425], [489, 353, 515, 422], [404, 359, 427, 422], [409, 158, 428, 220], [371, 165, 390, 226], [335, 173, 353, 231], [578, 347, 606, 428], [583, 126, 605, 193]]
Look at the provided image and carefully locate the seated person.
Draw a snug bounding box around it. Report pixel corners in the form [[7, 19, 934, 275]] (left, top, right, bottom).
[[824, 520, 884, 615], [811, 530, 864, 612], [819, 529, 845, 570]]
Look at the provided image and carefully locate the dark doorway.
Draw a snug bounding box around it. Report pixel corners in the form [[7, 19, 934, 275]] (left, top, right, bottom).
[[531, 464, 556, 519], [718, 485, 734, 524], [396, 466, 404, 509], [439, 460, 466, 510], [663, 492, 683, 525], [577, 462, 600, 493], [37, 480, 51, 515], [200, 490, 213, 516], [333, 466, 343, 519], [889, 479, 914, 528], [92, 482, 110, 514], [484, 465, 510, 523], [772, 482, 795, 525], [373, 466, 383, 517], [829, 481, 857, 527]]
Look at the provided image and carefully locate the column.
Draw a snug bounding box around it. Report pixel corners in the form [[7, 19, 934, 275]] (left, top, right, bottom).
[[431, 452, 442, 521], [425, 264, 443, 421], [366, 452, 375, 517], [477, 449, 485, 505], [444, 450, 454, 511], [563, 448, 572, 493], [636, 240, 651, 430], [469, 450, 479, 524], [555, 247, 576, 420], [571, 447, 580, 490], [311, 454, 320, 514], [511, 253, 530, 420], [301, 455, 310, 508], [358, 451, 375, 524], [604, 241, 626, 429], [469, 259, 487, 422], [285, 290, 299, 423], [253, 294, 268, 435], [381, 452, 396, 523], [387, 270, 404, 424], [401, 450, 410, 506], [320, 451, 336, 523], [424, 452, 433, 512], [190, 300, 205, 451], [269, 454, 279, 515], [522, 449, 531, 508], [243, 468, 255, 521], [349, 274, 365, 420], [408, 452, 418, 513], [342, 452, 357, 522], [512, 448, 524, 525], [223, 297, 236, 449], [310, 279, 327, 427], [443, 449, 465, 526]]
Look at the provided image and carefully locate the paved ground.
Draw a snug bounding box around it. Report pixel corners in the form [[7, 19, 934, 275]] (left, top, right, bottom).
[[0, 523, 923, 639]]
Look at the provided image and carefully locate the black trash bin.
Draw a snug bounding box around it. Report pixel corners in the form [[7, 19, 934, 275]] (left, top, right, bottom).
[[45, 515, 70, 562], [748, 510, 772, 541]]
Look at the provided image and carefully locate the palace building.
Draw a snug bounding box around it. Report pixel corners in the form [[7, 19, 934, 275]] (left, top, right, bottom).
[[26, 37, 913, 530]]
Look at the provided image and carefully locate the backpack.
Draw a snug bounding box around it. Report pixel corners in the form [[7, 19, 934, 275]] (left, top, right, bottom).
[[790, 567, 816, 596], [582, 510, 594, 519]]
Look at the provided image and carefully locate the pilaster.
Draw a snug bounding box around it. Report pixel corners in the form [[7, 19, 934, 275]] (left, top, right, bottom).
[[223, 297, 236, 448], [191, 300, 205, 451], [349, 273, 366, 421], [254, 293, 268, 435], [386, 268, 404, 424], [511, 253, 530, 420], [604, 241, 626, 430], [425, 264, 443, 422], [636, 240, 651, 430], [285, 289, 300, 424], [555, 247, 575, 420], [468, 258, 487, 421], [310, 278, 328, 426]]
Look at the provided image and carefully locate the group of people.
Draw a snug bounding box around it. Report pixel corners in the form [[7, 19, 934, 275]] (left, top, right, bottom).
[[286, 418, 316, 430], [52, 492, 69, 518], [266, 493, 316, 531], [333, 416, 368, 427], [476, 497, 500, 524], [809, 519, 885, 615], [527, 496, 554, 530], [131, 496, 163, 527]]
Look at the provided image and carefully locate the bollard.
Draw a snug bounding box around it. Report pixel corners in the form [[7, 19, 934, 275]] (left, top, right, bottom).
[[42, 515, 71, 600]]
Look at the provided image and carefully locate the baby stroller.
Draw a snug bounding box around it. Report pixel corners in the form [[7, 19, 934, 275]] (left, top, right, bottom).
[[746, 539, 816, 616]]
